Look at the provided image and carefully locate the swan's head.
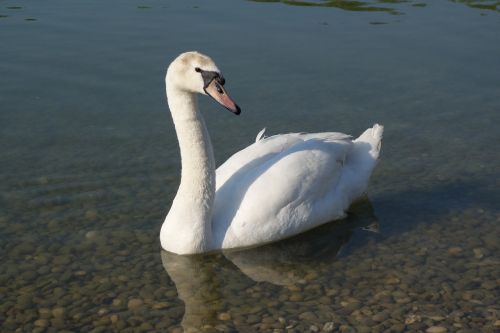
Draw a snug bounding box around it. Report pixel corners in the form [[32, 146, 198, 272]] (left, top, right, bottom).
[[166, 51, 241, 115]]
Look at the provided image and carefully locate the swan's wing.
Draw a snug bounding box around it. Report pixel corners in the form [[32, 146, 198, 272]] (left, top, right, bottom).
[[213, 131, 353, 248], [216, 131, 351, 190], [216, 132, 304, 189]]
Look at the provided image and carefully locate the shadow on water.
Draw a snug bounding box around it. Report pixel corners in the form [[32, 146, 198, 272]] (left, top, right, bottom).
[[372, 177, 500, 234], [250, 0, 403, 14], [452, 0, 500, 11], [161, 199, 378, 331], [249, 0, 500, 13]]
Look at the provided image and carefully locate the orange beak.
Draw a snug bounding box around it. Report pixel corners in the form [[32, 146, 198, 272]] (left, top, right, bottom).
[[204, 79, 241, 115]]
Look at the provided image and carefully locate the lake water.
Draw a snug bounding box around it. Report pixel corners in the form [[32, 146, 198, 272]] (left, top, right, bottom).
[[1, 0, 499, 332]]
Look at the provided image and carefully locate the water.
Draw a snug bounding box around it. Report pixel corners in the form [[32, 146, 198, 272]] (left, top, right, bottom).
[[1, 0, 499, 331]]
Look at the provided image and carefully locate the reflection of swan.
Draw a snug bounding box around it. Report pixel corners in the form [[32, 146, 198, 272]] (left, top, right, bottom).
[[223, 198, 379, 285], [160, 51, 383, 254], [161, 200, 378, 330], [160, 253, 226, 332]]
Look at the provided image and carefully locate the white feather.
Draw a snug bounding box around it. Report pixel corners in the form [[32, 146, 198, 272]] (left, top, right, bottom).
[[255, 128, 266, 142]]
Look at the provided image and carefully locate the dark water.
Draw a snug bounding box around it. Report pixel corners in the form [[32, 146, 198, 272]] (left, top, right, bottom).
[[1, 0, 499, 332]]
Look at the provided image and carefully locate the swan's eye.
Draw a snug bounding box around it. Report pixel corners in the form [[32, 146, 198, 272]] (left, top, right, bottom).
[[195, 67, 201, 72], [215, 83, 224, 94]]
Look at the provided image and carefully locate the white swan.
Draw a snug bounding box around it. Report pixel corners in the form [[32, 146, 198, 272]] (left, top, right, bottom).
[[160, 51, 383, 255]]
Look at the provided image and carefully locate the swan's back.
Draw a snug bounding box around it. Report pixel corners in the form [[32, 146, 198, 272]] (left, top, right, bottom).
[[212, 124, 383, 249]]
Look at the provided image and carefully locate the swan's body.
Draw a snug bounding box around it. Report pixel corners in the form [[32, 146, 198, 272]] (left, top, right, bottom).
[[160, 52, 383, 255]]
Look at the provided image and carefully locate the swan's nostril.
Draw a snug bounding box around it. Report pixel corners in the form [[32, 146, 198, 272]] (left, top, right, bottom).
[[215, 83, 224, 94]]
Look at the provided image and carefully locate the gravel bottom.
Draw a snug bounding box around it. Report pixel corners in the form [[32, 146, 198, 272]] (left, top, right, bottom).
[[1, 205, 498, 332]]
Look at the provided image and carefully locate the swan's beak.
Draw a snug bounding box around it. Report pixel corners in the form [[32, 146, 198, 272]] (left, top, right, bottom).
[[205, 80, 241, 115]]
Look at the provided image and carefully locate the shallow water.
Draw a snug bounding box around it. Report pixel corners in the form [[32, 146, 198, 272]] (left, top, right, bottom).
[[1, 0, 499, 332]]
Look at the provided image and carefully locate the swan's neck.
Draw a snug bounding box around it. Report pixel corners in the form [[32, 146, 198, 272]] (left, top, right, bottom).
[[161, 88, 215, 254]]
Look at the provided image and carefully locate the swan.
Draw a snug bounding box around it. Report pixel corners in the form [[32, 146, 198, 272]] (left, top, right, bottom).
[[160, 51, 383, 255]]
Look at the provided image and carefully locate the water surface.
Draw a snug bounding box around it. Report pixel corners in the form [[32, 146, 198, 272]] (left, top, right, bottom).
[[1, 0, 499, 332]]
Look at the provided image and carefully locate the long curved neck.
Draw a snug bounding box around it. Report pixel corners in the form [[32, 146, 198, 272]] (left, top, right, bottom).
[[161, 87, 215, 254]]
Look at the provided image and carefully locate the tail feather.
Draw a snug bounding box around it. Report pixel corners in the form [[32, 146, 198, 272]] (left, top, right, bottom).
[[338, 124, 384, 203], [354, 123, 384, 159]]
